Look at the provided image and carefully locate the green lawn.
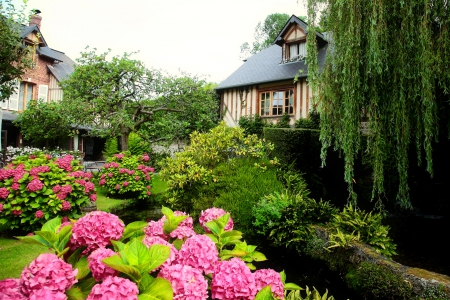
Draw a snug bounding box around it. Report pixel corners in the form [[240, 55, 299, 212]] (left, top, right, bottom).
[[0, 174, 168, 280]]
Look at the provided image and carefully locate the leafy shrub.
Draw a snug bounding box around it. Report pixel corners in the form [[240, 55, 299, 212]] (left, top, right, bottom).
[[328, 204, 397, 258], [128, 132, 151, 156], [345, 262, 412, 299], [159, 122, 272, 212], [295, 110, 320, 129], [103, 137, 119, 158], [275, 113, 292, 128], [98, 152, 154, 200], [238, 114, 268, 138], [0, 153, 95, 232]]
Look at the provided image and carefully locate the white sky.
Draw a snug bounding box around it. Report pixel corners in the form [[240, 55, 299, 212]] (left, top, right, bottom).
[[13, 0, 307, 83]]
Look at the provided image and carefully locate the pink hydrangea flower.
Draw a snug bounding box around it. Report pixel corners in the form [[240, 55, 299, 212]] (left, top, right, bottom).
[[57, 192, 68, 200], [35, 210, 43, 219], [119, 168, 127, 174], [115, 153, 125, 159], [158, 264, 208, 300], [143, 219, 169, 240], [71, 211, 124, 253], [0, 278, 27, 299], [211, 258, 257, 300], [99, 179, 106, 186], [135, 176, 140, 181], [12, 209, 22, 216], [27, 178, 44, 192], [20, 253, 77, 296], [11, 182, 20, 190], [29, 166, 50, 176], [87, 276, 138, 300], [199, 208, 234, 233], [62, 201, 71, 211], [28, 289, 67, 300], [142, 154, 150, 162], [115, 184, 121, 190], [52, 185, 62, 193], [142, 236, 178, 269], [254, 269, 285, 299], [61, 185, 73, 194], [177, 235, 218, 275], [123, 181, 129, 187], [0, 187, 9, 199], [108, 173, 113, 177], [90, 194, 98, 202], [88, 248, 119, 281], [147, 191, 151, 195], [55, 155, 73, 172], [85, 182, 95, 193]]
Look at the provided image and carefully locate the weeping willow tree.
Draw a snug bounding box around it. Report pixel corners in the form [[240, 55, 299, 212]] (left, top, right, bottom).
[[305, 0, 450, 209]]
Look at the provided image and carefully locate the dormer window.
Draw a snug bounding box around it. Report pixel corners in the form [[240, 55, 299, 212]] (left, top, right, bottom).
[[283, 41, 306, 63]]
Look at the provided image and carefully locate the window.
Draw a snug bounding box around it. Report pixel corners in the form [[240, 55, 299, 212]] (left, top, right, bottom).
[[284, 42, 306, 62], [260, 89, 294, 117], [18, 82, 34, 111]]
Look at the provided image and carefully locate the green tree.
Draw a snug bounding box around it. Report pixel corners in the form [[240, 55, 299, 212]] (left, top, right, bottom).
[[13, 99, 73, 146], [305, 0, 450, 208], [60, 49, 219, 151], [240, 13, 291, 60], [0, 0, 33, 101]]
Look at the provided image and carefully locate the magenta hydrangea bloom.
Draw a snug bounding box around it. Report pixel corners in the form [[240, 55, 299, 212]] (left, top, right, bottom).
[[87, 276, 138, 300], [11, 182, 20, 191], [211, 258, 257, 300], [158, 264, 208, 300], [142, 236, 178, 269], [62, 201, 71, 211], [52, 185, 62, 193], [115, 153, 125, 159], [0, 278, 27, 299], [90, 194, 98, 202], [27, 178, 44, 192], [199, 208, 234, 233], [61, 185, 73, 194], [71, 211, 124, 253], [35, 210, 43, 219], [177, 235, 218, 275], [143, 219, 169, 240], [254, 269, 285, 299], [115, 184, 121, 190], [168, 211, 195, 240], [88, 248, 119, 282], [20, 253, 77, 296], [99, 179, 106, 186], [0, 187, 8, 199], [85, 182, 95, 193], [142, 154, 150, 162], [123, 181, 129, 187], [57, 192, 68, 200], [55, 155, 73, 172], [28, 289, 67, 300]]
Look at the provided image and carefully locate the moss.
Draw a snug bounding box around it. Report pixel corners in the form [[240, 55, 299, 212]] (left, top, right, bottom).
[[407, 268, 450, 285]]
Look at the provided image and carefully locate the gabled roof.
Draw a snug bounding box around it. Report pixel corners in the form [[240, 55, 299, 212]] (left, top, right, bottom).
[[216, 43, 327, 90], [273, 15, 326, 46], [47, 50, 76, 82], [20, 24, 48, 46]]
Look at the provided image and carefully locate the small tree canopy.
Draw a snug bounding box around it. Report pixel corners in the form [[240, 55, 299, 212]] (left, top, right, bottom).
[[306, 0, 450, 209]]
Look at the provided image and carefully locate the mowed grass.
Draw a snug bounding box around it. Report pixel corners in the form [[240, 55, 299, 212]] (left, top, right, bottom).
[[0, 174, 168, 280]]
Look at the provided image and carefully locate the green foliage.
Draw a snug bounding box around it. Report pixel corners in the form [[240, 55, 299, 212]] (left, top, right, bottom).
[[0, 0, 34, 101], [98, 152, 154, 200], [14, 99, 73, 146], [240, 13, 290, 60], [306, 0, 450, 208], [238, 114, 268, 138], [103, 137, 119, 158], [416, 285, 450, 300], [345, 262, 413, 299], [128, 132, 151, 156], [295, 110, 320, 129], [159, 122, 271, 212], [275, 113, 292, 128], [0, 153, 93, 232], [285, 286, 335, 300], [252, 192, 291, 236], [328, 204, 397, 258]]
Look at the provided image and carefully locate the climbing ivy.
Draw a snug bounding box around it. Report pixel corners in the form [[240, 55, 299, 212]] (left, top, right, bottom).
[[306, 0, 450, 208]]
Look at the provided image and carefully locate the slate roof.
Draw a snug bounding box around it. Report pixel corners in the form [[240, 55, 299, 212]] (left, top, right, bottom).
[[20, 24, 48, 46], [216, 43, 328, 90], [46, 50, 76, 82]]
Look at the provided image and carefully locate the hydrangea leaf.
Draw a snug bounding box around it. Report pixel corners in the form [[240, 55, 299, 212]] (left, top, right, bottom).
[[140, 277, 173, 300], [102, 255, 142, 282], [250, 251, 267, 262], [16, 235, 52, 248], [161, 206, 174, 219], [280, 270, 286, 283], [56, 225, 73, 251], [255, 286, 276, 300], [34, 230, 58, 244], [111, 240, 126, 252], [205, 220, 221, 236], [41, 216, 62, 233], [124, 239, 151, 266], [76, 277, 97, 298], [67, 247, 84, 269], [66, 285, 84, 300], [121, 221, 148, 241], [74, 256, 91, 280], [172, 238, 185, 250], [146, 244, 170, 273], [137, 272, 155, 293], [284, 282, 302, 291]]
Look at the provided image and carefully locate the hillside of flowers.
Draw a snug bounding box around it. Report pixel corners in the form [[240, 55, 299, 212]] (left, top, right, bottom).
[[0, 207, 305, 299]]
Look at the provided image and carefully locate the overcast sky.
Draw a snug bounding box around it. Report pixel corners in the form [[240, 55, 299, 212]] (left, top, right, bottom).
[[13, 0, 307, 83]]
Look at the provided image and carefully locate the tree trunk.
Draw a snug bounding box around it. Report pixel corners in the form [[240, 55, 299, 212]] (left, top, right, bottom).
[[119, 127, 131, 151]]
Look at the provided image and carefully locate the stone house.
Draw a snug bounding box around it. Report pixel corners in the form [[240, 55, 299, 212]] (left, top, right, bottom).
[[216, 15, 328, 126]]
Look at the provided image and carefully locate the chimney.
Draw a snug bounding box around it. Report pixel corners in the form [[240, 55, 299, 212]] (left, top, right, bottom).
[[29, 13, 42, 29]]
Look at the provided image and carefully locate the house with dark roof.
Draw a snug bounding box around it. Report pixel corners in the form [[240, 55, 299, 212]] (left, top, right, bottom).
[[216, 15, 328, 126], [0, 13, 90, 154]]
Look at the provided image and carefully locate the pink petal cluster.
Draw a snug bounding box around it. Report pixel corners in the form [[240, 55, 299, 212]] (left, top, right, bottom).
[[11, 182, 20, 190], [0, 278, 26, 299], [144, 219, 169, 240], [168, 211, 195, 240], [20, 253, 77, 296], [99, 179, 106, 186], [28, 289, 67, 300], [114, 153, 125, 159], [53, 185, 62, 193], [123, 181, 129, 187], [142, 236, 178, 269], [211, 258, 257, 300], [199, 208, 234, 233], [29, 166, 50, 176], [177, 235, 218, 275], [0, 187, 9, 199], [12, 209, 22, 216], [35, 210, 43, 219], [254, 269, 285, 299], [68, 170, 93, 180], [104, 162, 120, 168], [85, 182, 95, 193], [158, 264, 208, 300], [27, 178, 44, 192], [62, 201, 71, 211], [87, 276, 138, 300], [90, 194, 98, 202], [88, 248, 119, 281], [71, 211, 124, 253], [55, 155, 73, 172]]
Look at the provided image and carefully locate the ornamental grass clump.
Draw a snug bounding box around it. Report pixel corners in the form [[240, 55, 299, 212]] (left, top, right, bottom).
[[0, 207, 307, 299], [98, 152, 154, 200], [0, 153, 96, 232]]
